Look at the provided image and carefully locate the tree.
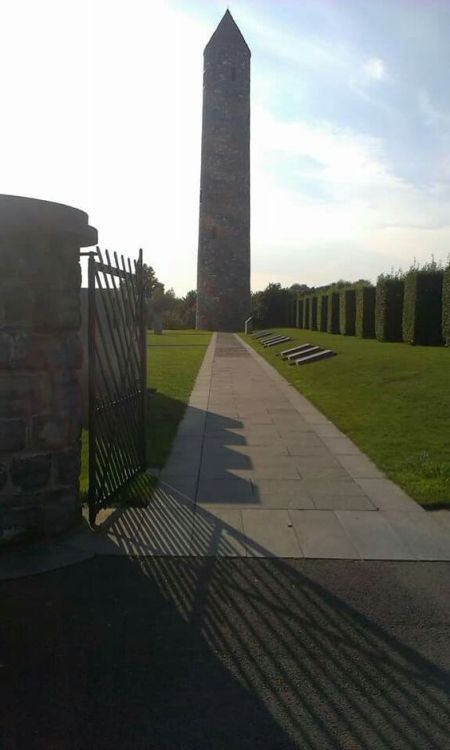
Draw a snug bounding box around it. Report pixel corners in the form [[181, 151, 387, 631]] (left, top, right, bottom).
[[142, 263, 164, 297], [252, 283, 293, 327]]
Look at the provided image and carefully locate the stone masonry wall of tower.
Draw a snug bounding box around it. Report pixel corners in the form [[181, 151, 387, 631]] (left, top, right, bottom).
[[196, 11, 251, 332]]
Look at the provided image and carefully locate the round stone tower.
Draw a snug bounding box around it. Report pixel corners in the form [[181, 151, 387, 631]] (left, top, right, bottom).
[[196, 10, 251, 332]]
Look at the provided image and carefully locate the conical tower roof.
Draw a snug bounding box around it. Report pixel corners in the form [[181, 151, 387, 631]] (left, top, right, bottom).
[[204, 9, 250, 55]]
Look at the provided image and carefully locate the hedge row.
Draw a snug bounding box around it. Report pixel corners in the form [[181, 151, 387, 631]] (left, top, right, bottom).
[[297, 298, 304, 329], [292, 267, 448, 346], [355, 286, 376, 338], [339, 289, 356, 336], [327, 292, 340, 333], [318, 294, 328, 332], [303, 297, 310, 328], [402, 270, 443, 345], [375, 278, 404, 341], [442, 268, 450, 344], [310, 296, 318, 330]]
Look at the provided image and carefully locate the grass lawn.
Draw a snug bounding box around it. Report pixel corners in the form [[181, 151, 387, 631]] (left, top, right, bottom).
[[146, 330, 212, 468], [80, 330, 211, 501], [243, 329, 450, 508]]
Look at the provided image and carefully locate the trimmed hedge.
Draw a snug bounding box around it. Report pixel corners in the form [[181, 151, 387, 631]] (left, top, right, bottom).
[[303, 297, 310, 328], [296, 298, 304, 328], [402, 270, 443, 345], [290, 299, 296, 326], [310, 296, 318, 330], [327, 291, 340, 334], [317, 294, 328, 332], [339, 288, 356, 335], [375, 278, 404, 341], [355, 286, 376, 338], [442, 268, 450, 344]]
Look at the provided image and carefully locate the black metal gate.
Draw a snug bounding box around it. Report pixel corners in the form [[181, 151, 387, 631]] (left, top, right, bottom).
[[87, 247, 147, 525]]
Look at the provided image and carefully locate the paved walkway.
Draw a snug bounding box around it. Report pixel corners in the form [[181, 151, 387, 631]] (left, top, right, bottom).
[[2, 331, 450, 579], [148, 331, 450, 559]]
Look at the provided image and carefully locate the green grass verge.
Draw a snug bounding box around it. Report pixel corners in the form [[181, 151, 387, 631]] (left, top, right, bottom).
[[243, 329, 450, 508], [80, 329, 212, 502], [146, 330, 212, 468]]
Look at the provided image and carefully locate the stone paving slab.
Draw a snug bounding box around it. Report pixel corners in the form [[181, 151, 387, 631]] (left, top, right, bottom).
[[381, 510, 450, 560], [335, 510, 415, 560], [355, 477, 424, 512], [242, 509, 302, 557], [190, 507, 247, 557], [289, 510, 360, 559]]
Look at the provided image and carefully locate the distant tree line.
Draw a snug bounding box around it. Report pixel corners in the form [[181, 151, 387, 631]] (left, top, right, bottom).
[[249, 281, 366, 328], [143, 256, 450, 345], [142, 264, 197, 329]]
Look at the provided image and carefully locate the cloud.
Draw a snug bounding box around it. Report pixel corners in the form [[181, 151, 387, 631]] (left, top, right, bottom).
[[250, 106, 450, 288], [363, 57, 386, 81]]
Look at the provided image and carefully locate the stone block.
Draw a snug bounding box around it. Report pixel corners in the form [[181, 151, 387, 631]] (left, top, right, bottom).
[[0, 463, 7, 490], [50, 371, 81, 414], [39, 489, 80, 534], [55, 447, 81, 485], [10, 453, 51, 490], [9, 332, 46, 370], [3, 286, 35, 325], [33, 289, 81, 330], [0, 505, 40, 538], [0, 237, 27, 275], [0, 332, 12, 367], [31, 414, 77, 450], [0, 418, 26, 451], [33, 289, 57, 330], [46, 334, 83, 370], [0, 373, 50, 418]]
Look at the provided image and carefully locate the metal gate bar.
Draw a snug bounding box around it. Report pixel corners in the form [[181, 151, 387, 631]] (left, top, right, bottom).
[[88, 247, 147, 525]]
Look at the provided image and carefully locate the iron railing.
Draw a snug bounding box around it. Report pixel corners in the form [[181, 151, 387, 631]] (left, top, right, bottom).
[[87, 247, 147, 524]]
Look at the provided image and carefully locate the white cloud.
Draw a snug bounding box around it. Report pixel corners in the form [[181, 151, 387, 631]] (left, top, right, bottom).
[[363, 57, 386, 81], [250, 106, 450, 288]]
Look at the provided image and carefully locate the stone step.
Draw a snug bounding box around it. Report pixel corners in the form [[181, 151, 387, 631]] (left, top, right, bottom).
[[264, 336, 293, 348], [295, 349, 336, 366], [280, 343, 312, 360], [287, 346, 321, 363], [251, 330, 273, 339], [259, 334, 283, 344]]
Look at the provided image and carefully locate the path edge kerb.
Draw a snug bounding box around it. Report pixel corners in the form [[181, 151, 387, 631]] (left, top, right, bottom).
[[236, 334, 423, 513]]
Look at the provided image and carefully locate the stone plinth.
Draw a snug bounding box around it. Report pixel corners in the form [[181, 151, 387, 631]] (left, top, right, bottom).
[[0, 195, 97, 540]]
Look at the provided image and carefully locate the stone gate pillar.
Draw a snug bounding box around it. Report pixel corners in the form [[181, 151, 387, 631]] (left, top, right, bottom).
[[0, 195, 97, 541]]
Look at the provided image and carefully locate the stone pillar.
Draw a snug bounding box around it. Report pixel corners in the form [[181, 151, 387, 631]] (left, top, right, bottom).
[[196, 10, 251, 332], [0, 195, 97, 541]]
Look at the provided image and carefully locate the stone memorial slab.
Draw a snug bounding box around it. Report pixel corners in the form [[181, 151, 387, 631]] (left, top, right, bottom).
[[252, 330, 273, 339], [287, 346, 321, 362], [264, 337, 292, 348], [258, 334, 282, 344], [280, 343, 312, 359], [294, 349, 336, 366]]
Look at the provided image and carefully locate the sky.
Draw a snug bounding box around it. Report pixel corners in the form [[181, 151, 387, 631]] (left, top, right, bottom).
[[1, 0, 450, 293]]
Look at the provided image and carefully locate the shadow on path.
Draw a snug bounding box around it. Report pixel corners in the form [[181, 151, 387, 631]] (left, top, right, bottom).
[[1, 531, 450, 748]]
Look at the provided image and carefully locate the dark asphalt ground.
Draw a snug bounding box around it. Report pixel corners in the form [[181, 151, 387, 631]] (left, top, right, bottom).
[[1, 556, 449, 750]]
